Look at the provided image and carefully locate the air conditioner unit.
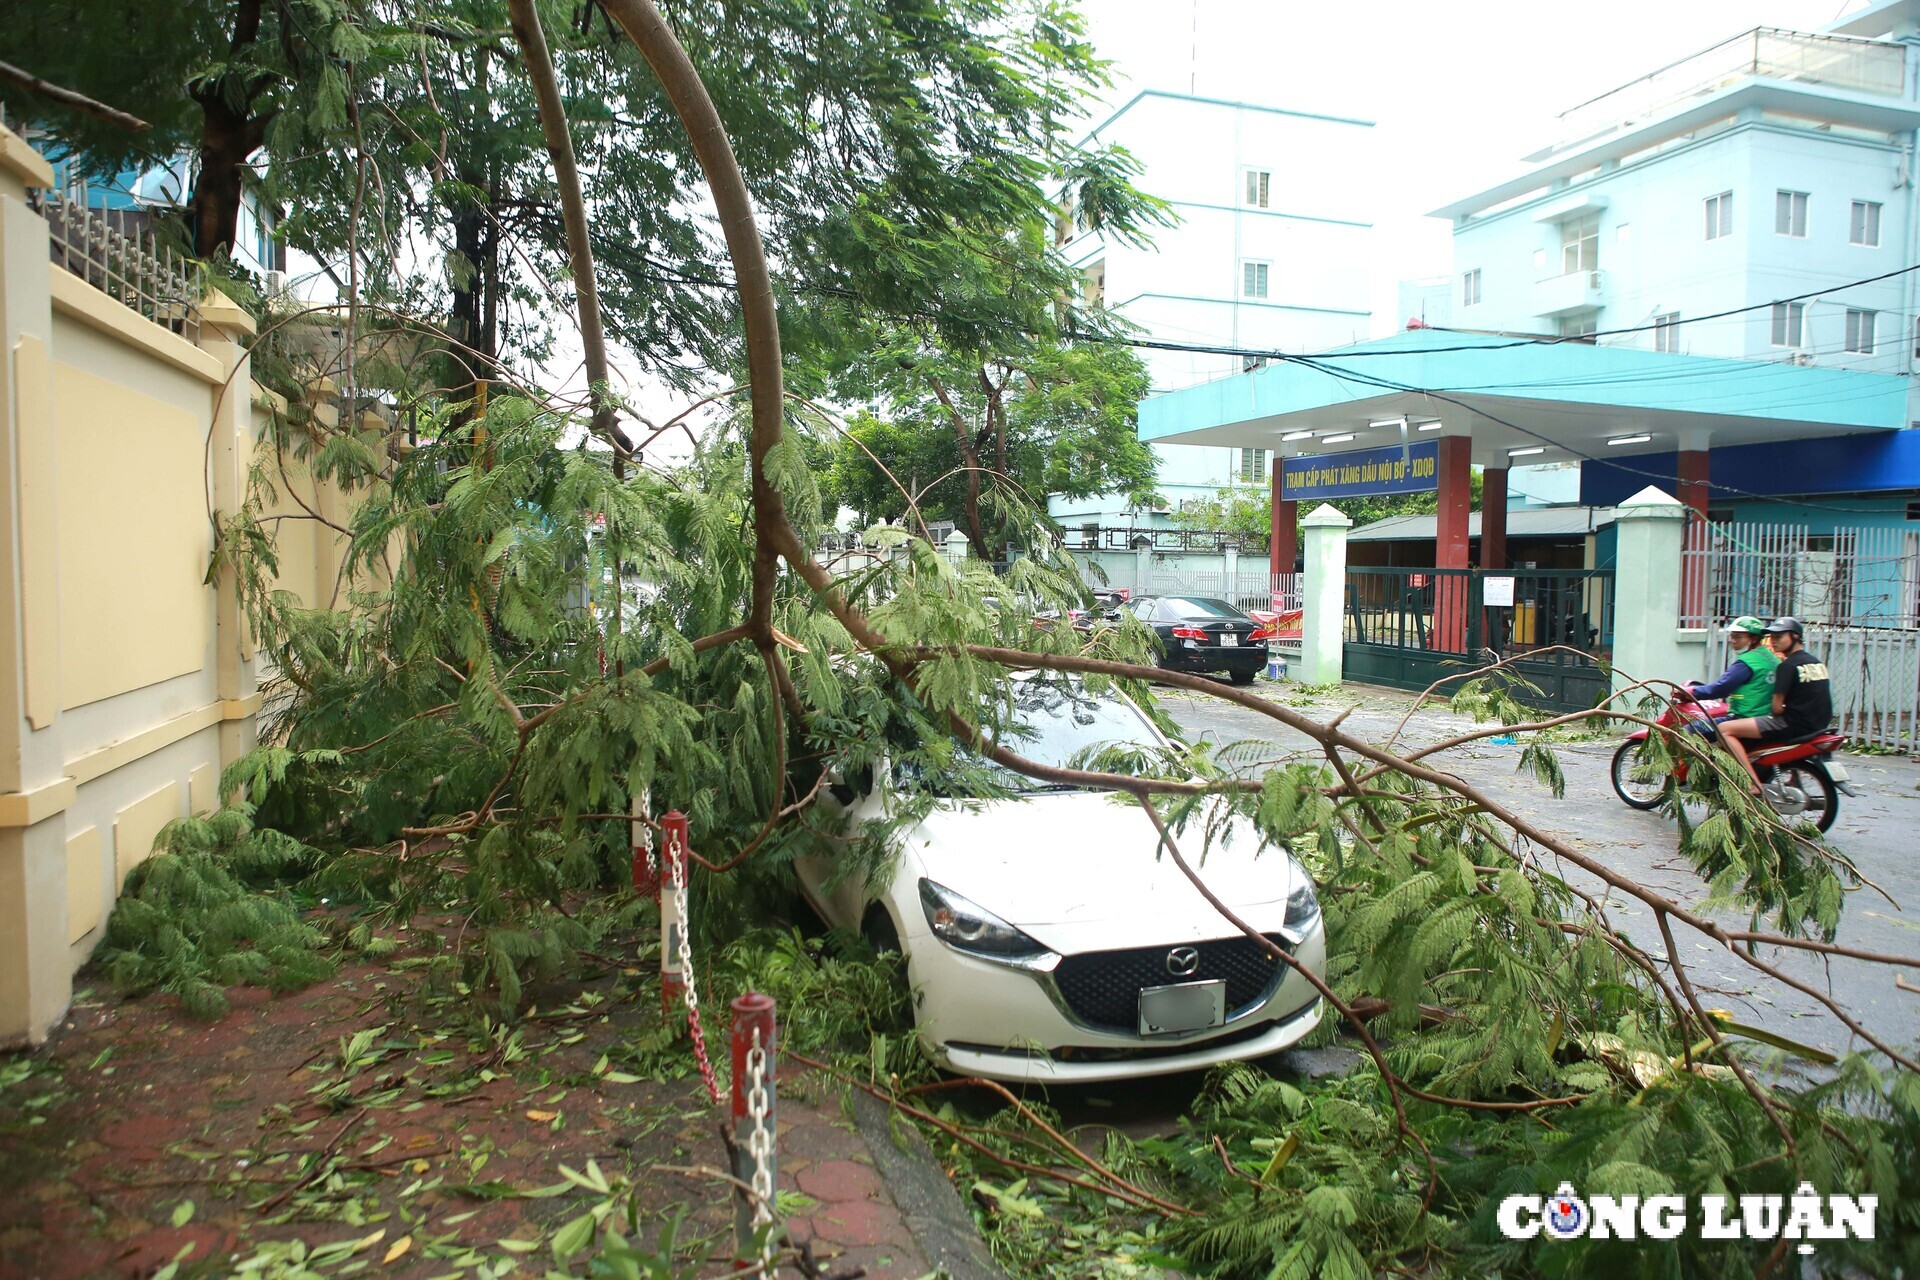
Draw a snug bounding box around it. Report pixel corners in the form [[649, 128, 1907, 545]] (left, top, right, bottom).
[[264, 269, 286, 294], [1790, 351, 1816, 367]]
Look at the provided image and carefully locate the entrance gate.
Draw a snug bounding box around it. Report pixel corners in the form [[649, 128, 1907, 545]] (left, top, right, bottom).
[[1343, 566, 1616, 713]]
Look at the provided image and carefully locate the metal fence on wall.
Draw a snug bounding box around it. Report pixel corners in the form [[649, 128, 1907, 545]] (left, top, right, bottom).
[[27, 176, 203, 343], [1681, 519, 1920, 629], [1685, 517, 1920, 753]]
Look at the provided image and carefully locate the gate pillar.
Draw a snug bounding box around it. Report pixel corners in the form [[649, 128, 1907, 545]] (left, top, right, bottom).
[[1611, 486, 1690, 698], [1299, 504, 1352, 686]]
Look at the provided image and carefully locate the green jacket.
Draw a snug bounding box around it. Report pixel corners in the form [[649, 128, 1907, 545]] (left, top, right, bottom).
[[1730, 646, 1779, 718]]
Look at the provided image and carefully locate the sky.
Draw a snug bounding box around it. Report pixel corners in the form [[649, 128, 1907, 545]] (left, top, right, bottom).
[[1072, 0, 1878, 335]]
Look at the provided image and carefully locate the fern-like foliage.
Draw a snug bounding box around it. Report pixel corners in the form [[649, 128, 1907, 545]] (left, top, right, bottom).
[[97, 805, 334, 1017]]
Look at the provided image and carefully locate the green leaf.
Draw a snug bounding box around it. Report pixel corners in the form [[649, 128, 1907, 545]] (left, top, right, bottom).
[[550, 1209, 597, 1260]]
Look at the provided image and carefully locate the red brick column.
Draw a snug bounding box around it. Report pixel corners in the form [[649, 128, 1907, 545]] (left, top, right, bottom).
[[1270, 458, 1297, 577], [1676, 449, 1711, 518], [1480, 466, 1508, 570], [1676, 449, 1710, 621], [1434, 436, 1472, 651]]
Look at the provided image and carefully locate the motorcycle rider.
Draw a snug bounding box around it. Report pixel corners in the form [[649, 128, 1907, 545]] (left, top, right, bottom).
[[1683, 616, 1778, 736], [1716, 616, 1833, 794]]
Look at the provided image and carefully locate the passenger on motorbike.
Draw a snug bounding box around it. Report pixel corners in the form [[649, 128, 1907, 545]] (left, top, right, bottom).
[[1682, 616, 1778, 737], [1717, 616, 1833, 795]]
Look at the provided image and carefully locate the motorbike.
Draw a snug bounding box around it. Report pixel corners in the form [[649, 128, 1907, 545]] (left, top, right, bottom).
[[1609, 690, 1853, 833]]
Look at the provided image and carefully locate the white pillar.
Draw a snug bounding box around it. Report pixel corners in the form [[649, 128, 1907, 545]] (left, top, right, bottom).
[[1298, 503, 1351, 686], [943, 528, 969, 567], [1223, 544, 1239, 602], [1610, 485, 1690, 696], [1133, 540, 1151, 598]]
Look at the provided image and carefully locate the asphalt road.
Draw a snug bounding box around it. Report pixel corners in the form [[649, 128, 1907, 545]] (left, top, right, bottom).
[[1159, 678, 1920, 1065]]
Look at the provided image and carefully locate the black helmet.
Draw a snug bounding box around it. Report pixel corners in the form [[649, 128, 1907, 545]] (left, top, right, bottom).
[[1765, 616, 1803, 637]]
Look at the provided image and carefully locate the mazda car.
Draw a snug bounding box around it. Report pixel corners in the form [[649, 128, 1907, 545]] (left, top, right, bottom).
[[793, 675, 1325, 1083]]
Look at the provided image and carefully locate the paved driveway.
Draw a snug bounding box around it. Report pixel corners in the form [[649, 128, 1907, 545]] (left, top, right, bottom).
[[1160, 680, 1920, 1062]]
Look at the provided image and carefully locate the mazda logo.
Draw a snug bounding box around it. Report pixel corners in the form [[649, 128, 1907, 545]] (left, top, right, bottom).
[[1165, 946, 1200, 977]]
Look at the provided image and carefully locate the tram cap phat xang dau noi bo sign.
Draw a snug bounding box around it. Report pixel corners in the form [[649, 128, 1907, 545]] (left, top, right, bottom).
[[1282, 439, 1439, 501]]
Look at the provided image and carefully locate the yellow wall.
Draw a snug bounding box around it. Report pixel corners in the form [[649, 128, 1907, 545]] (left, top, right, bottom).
[[0, 125, 382, 1046], [54, 360, 213, 709]]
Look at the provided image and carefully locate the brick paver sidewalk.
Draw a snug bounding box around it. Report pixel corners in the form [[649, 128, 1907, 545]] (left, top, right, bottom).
[[0, 956, 987, 1279]]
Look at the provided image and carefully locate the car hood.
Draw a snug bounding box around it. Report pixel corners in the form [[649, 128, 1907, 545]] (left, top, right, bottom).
[[899, 789, 1302, 941]]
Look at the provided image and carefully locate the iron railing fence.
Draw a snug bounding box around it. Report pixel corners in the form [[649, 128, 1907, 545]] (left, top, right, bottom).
[[27, 175, 202, 343], [1680, 518, 1920, 630], [1555, 27, 1905, 149]]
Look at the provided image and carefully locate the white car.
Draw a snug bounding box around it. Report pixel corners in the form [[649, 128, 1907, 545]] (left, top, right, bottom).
[[795, 676, 1326, 1083]]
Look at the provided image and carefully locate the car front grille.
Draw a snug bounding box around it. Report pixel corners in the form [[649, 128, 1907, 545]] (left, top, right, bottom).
[[1051, 934, 1289, 1032]]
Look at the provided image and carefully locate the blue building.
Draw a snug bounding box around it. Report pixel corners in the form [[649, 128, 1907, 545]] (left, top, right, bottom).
[[1141, 0, 1920, 584]]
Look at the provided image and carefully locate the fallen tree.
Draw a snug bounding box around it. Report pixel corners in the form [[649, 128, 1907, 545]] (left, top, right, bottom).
[[96, 2, 1920, 1276]]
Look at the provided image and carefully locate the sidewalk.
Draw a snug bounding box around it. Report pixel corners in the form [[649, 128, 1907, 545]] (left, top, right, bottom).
[[0, 943, 996, 1279]]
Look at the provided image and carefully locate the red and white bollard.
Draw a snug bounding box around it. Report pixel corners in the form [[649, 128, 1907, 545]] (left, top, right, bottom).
[[630, 792, 659, 901], [730, 992, 778, 1268], [659, 810, 689, 1012]]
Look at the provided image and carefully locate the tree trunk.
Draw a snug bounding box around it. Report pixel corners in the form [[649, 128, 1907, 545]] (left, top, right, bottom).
[[448, 196, 490, 406], [927, 375, 993, 560], [187, 0, 269, 258]]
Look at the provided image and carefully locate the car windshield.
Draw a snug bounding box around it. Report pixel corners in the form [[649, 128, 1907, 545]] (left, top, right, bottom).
[[899, 679, 1165, 795], [1160, 597, 1247, 619]]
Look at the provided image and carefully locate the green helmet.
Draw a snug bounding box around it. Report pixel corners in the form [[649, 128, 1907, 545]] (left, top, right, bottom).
[[1726, 615, 1767, 636]]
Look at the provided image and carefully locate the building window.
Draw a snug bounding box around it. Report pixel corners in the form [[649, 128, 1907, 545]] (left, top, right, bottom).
[[1653, 312, 1680, 353], [1771, 300, 1805, 348], [1560, 215, 1599, 274], [1462, 267, 1482, 306], [1243, 169, 1271, 208], [1846, 308, 1877, 353], [1080, 522, 1099, 546], [1704, 190, 1734, 240], [1775, 190, 1809, 237], [1238, 448, 1270, 484], [1557, 315, 1597, 342], [1241, 260, 1270, 298], [1083, 260, 1105, 309], [1850, 199, 1882, 246]]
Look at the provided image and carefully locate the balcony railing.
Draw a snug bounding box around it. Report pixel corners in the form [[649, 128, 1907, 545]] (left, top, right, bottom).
[[1554, 27, 1907, 151]]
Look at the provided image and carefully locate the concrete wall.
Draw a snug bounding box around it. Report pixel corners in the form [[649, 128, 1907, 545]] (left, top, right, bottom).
[[0, 127, 354, 1046]]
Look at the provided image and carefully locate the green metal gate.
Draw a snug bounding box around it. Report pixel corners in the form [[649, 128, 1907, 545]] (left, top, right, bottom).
[[1343, 566, 1615, 713]]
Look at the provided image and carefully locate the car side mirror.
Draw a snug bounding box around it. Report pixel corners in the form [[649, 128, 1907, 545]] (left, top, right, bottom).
[[825, 762, 874, 808]]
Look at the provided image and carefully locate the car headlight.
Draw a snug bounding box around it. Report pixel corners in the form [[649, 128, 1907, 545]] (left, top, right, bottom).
[[918, 879, 1048, 961], [1285, 879, 1321, 934]]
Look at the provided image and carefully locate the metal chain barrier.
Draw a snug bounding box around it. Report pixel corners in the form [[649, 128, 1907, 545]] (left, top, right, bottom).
[[746, 1028, 776, 1269], [731, 992, 779, 1271], [666, 819, 722, 1105], [629, 790, 658, 898]]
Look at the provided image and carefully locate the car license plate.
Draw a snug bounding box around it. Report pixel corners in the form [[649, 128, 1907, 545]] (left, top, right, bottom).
[[1219, 634, 1238, 647], [1825, 762, 1849, 782], [1138, 980, 1227, 1035]]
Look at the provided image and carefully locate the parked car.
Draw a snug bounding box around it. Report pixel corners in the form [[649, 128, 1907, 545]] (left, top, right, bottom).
[[793, 674, 1326, 1083], [1127, 596, 1267, 684]]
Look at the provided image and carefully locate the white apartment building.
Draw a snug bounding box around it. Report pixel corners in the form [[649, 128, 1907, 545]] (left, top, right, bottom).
[[1047, 91, 1375, 533], [1432, 3, 1920, 392]]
